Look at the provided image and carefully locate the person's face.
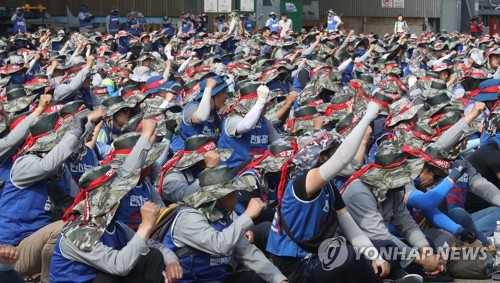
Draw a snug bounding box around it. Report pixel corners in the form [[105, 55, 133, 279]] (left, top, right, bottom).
[[438, 70, 449, 81], [347, 44, 354, 51], [419, 167, 436, 189], [141, 37, 149, 45], [213, 89, 228, 110], [218, 191, 238, 212], [142, 58, 151, 68], [490, 54, 500, 68], [398, 16, 403, 21], [434, 49, 445, 57], [419, 165, 446, 189], [113, 108, 131, 127], [263, 30, 271, 37], [282, 16, 287, 21]]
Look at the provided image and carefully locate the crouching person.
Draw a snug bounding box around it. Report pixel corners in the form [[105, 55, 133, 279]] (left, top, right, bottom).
[[162, 165, 288, 283], [50, 165, 183, 283]]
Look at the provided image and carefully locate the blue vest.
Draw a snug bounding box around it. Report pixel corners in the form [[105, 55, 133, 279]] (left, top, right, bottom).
[[243, 19, 253, 32], [171, 102, 220, 152], [0, 159, 50, 245], [162, 208, 233, 282], [162, 24, 175, 36], [218, 117, 270, 169], [50, 221, 129, 283], [327, 17, 337, 31], [127, 24, 140, 36], [267, 174, 336, 258], [269, 19, 279, 32], [181, 22, 191, 33], [67, 147, 98, 184], [115, 179, 152, 231], [13, 15, 26, 33], [108, 15, 120, 33], [79, 12, 93, 28]]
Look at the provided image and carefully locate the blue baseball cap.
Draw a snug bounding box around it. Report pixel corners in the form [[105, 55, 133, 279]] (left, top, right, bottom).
[[143, 76, 174, 94], [195, 76, 228, 100]]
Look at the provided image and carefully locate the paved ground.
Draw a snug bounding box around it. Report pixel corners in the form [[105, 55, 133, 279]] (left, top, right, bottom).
[[455, 280, 493, 283]]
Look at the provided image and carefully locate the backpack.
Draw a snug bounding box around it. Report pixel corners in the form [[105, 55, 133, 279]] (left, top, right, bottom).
[[149, 203, 194, 258]]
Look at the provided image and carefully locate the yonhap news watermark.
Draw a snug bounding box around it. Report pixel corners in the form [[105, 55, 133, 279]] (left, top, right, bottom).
[[318, 237, 489, 270]]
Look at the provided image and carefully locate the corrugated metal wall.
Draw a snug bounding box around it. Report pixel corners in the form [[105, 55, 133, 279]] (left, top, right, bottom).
[[307, 0, 442, 19]]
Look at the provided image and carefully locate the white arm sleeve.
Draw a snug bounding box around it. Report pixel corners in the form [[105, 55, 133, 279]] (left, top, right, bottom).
[[319, 101, 380, 181], [178, 56, 192, 74], [338, 58, 353, 73], [191, 87, 212, 123], [236, 102, 265, 135]]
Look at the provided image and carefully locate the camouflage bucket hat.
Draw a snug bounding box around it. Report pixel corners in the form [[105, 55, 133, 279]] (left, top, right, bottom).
[[26, 112, 74, 153], [102, 96, 137, 117], [58, 100, 93, 119], [254, 143, 295, 173], [393, 122, 436, 151], [292, 129, 343, 171], [62, 166, 141, 252], [91, 85, 110, 104], [317, 92, 354, 121], [335, 112, 361, 136], [174, 135, 233, 170], [4, 85, 38, 114], [316, 71, 342, 94], [182, 165, 258, 221], [225, 82, 261, 115], [261, 68, 281, 84], [424, 89, 451, 116], [120, 114, 144, 134], [297, 82, 319, 106], [385, 97, 423, 127], [108, 143, 167, 169], [24, 75, 50, 92], [0, 76, 10, 88], [104, 132, 167, 169], [285, 105, 320, 136], [360, 141, 423, 201]]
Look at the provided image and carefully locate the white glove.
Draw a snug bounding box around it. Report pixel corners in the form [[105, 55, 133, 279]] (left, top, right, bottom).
[[257, 85, 270, 104], [190, 51, 197, 57]]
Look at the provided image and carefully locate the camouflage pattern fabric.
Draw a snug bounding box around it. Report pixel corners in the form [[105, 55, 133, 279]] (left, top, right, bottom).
[[105, 99, 137, 117], [4, 93, 38, 114], [292, 130, 343, 171], [386, 97, 423, 127], [63, 169, 141, 252], [174, 148, 233, 171], [107, 142, 168, 169], [27, 116, 75, 153], [182, 174, 258, 222], [362, 158, 424, 203]]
